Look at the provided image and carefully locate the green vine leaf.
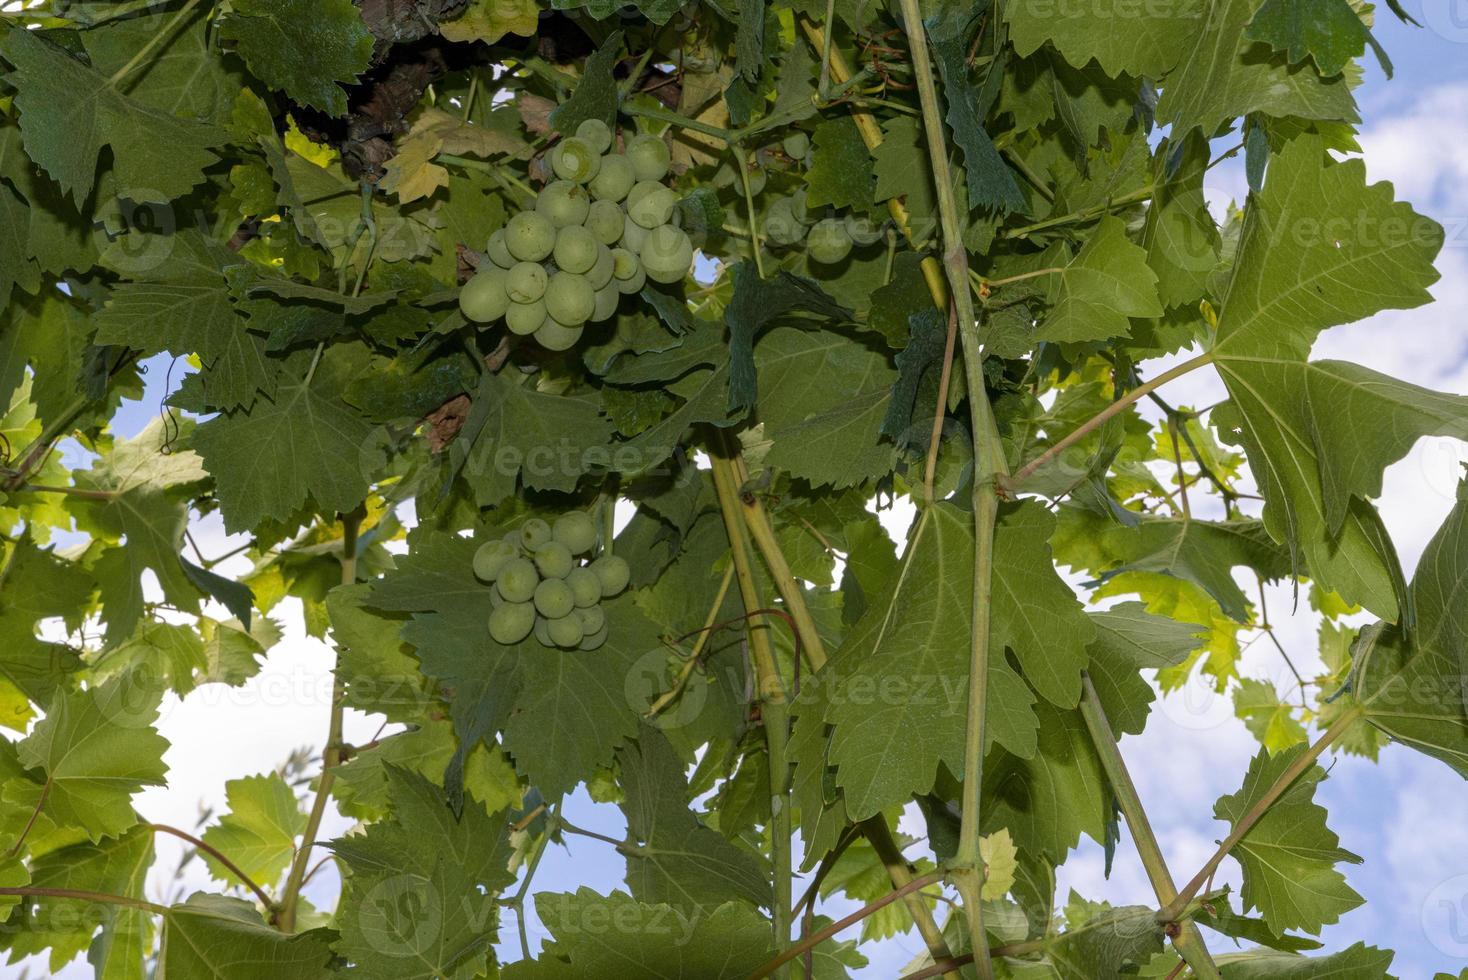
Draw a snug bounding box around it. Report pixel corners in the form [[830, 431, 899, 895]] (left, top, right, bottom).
[[200, 773, 307, 890], [218, 0, 374, 117], [162, 893, 335, 978], [1035, 215, 1163, 343]]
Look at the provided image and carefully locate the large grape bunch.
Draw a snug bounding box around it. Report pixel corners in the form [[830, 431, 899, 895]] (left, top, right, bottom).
[[458, 119, 693, 350], [472, 511, 630, 651]]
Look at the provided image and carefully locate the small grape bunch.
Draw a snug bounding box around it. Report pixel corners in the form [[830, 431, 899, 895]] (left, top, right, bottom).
[[473, 511, 631, 651], [458, 119, 694, 351], [762, 189, 883, 266]]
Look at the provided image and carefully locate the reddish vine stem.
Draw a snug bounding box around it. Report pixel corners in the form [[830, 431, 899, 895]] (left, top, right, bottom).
[[0, 886, 168, 915], [922, 302, 960, 505], [6, 778, 51, 857], [147, 823, 278, 913]]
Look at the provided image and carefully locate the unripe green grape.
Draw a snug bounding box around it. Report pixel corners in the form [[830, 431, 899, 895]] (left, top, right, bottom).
[[591, 554, 631, 596], [807, 218, 853, 264], [764, 198, 804, 247], [782, 131, 810, 160], [552, 225, 599, 275], [520, 518, 552, 549], [486, 229, 515, 268], [534, 578, 576, 619], [579, 621, 609, 651], [615, 263, 646, 295], [506, 298, 547, 336], [626, 134, 671, 181], [548, 613, 585, 648], [473, 538, 518, 582], [534, 317, 583, 351], [585, 199, 626, 245], [496, 558, 539, 603], [544, 271, 595, 326], [460, 268, 510, 322], [639, 225, 693, 284], [577, 604, 606, 636], [628, 183, 678, 230], [567, 567, 601, 607], [743, 164, 767, 196], [589, 153, 635, 203], [575, 118, 613, 154], [506, 210, 556, 261], [534, 616, 553, 647], [610, 247, 639, 281], [488, 601, 536, 644], [789, 188, 816, 224], [552, 137, 600, 183], [591, 283, 620, 322], [586, 244, 615, 290], [506, 261, 548, 304], [501, 528, 523, 550], [534, 540, 574, 579], [620, 215, 649, 253], [844, 213, 884, 246], [536, 180, 591, 229]]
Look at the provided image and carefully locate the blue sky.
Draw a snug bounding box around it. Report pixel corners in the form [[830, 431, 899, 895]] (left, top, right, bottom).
[[19, 7, 1468, 977]]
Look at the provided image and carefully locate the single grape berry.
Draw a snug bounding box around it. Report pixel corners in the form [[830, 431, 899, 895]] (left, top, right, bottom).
[[567, 567, 602, 607], [473, 539, 517, 582], [506, 298, 547, 336], [591, 283, 620, 322], [620, 216, 649, 253], [589, 153, 635, 203], [505, 210, 556, 262], [553, 225, 599, 275], [486, 229, 515, 268], [548, 614, 585, 648], [585, 199, 626, 245], [626, 134, 671, 181], [520, 518, 552, 549], [610, 247, 639, 281], [764, 197, 805, 246], [586, 244, 615, 290], [534, 540, 575, 579], [615, 263, 646, 295], [807, 218, 853, 265], [575, 118, 613, 154], [489, 601, 536, 644], [534, 616, 553, 647], [591, 554, 631, 596], [544, 271, 595, 326], [627, 181, 676, 229], [781, 131, 810, 160], [577, 604, 606, 636], [579, 622, 609, 651], [535, 317, 583, 351], [534, 578, 576, 619], [460, 268, 510, 322], [506, 261, 548, 304], [552, 137, 601, 183], [496, 558, 539, 603], [640, 225, 693, 284], [536, 180, 591, 229], [844, 213, 884, 246]]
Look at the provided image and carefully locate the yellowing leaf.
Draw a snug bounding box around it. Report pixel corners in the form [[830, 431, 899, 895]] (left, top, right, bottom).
[[439, 0, 543, 45]]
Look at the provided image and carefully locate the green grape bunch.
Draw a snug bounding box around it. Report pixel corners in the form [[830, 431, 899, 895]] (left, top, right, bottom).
[[458, 119, 692, 350], [472, 511, 630, 651]]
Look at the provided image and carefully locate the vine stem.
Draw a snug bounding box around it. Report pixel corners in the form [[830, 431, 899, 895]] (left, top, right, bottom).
[[858, 817, 961, 977], [1008, 351, 1215, 488], [745, 870, 945, 980], [890, 2, 1008, 974], [1158, 705, 1366, 924], [1001, 184, 1155, 239], [709, 440, 793, 977], [0, 887, 168, 916], [736, 145, 767, 278], [105, 0, 202, 87], [277, 509, 363, 931], [1075, 677, 1221, 979], [147, 823, 278, 914], [644, 562, 736, 718], [922, 303, 959, 505]]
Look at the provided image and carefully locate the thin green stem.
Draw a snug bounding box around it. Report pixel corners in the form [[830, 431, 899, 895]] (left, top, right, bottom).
[[1009, 351, 1215, 488], [105, 0, 203, 87], [818, 0, 837, 97], [16, 484, 117, 501], [892, 2, 1007, 973], [737, 145, 767, 278], [0, 887, 168, 916], [623, 102, 734, 142], [277, 510, 362, 931], [1158, 706, 1365, 924], [1077, 676, 1221, 979], [1003, 184, 1154, 239]]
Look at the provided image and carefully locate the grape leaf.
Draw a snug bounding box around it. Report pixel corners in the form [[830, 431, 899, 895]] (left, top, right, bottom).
[[1141, 133, 1222, 310], [1084, 603, 1203, 737], [191, 358, 373, 533], [1210, 135, 1452, 621], [806, 117, 874, 211], [1246, 0, 1369, 77], [81, 9, 242, 124], [1351, 477, 1468, 776], [13, 680, 169, 842], [723, 261, 851, 413], [330, 765, 515, 980], [549, 31, 624, 134], [1214, 744, 1364, 934], [617, 729, 771, 913], [439, 0, 542, 44], [0, 537, 88, 725], [1006, 0, 1198, 78], [1035, 216, 1163, 343], [0, 28, 227, 204], [161, 893, 335, 979], [505, 889, 775, 979], [929, 8, 1024, 214], [218, 0, 373, 117], [200, 773, 306, 890], [1234, 677, 1308, 753], [1213, 941, 1394, 978]]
